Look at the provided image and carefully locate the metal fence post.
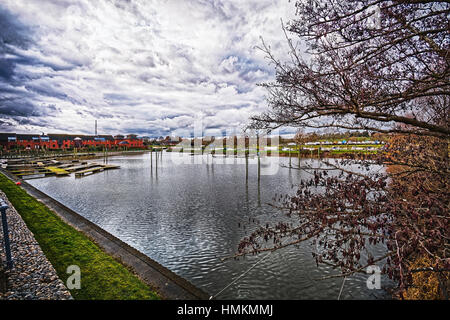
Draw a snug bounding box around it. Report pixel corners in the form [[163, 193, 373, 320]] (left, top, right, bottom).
[[0, 199, 13, 269]]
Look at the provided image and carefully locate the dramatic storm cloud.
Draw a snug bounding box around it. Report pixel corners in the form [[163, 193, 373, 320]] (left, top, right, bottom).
[[0, 0, 295, 136]]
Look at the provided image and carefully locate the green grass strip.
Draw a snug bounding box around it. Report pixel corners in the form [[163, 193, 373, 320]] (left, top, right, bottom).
[[0, 173, 160, 300]]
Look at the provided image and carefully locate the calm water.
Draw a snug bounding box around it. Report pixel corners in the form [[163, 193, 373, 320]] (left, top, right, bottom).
[[28, 152, 391, 299]]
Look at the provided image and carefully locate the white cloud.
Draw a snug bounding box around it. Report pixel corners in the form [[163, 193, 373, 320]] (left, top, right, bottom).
[[0, 0, 296, 136]]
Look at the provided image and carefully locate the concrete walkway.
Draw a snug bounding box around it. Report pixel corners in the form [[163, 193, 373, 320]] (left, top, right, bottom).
[[1, 170, 209, 300]]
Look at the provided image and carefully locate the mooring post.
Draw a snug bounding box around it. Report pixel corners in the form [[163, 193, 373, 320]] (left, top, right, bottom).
[[289, 147, 292, 167], [0, 199, 13, 269], [257, 150, 261, 185], [245, 150, 248, 185], [257, 153, 261, 207]]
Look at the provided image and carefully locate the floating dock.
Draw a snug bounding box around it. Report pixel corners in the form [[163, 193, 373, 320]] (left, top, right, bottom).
[[3, 157, 120, 180], [75, 165, 119, 178], [45, 166, 70, 176]]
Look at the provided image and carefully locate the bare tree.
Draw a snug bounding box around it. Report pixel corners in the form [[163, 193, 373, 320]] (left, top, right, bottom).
[[240, 0, 449, 298], [251, 0, 449, 137]]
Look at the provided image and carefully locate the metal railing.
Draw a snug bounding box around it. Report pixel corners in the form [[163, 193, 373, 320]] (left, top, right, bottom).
[[0, 199, 13, 269]]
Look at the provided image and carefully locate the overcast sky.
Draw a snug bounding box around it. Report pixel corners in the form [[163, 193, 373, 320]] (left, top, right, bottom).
[[0, 0, 296, 137]]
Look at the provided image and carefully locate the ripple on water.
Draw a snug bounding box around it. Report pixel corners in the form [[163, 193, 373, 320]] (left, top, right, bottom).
[[28, 154, 393, 299]]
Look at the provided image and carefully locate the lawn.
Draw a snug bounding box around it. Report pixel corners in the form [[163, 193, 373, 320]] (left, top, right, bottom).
[[0, 173, 160, 300]]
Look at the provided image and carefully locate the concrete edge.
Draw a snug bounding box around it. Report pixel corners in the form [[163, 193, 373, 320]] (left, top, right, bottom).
[[0, 169, 210, 300]]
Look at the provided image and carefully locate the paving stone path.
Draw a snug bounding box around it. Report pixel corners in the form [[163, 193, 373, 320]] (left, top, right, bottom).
[[0, 190, 72, 300]]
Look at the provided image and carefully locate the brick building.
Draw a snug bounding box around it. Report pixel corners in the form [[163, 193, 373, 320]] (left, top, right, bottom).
[[0, 133, 144, 151]]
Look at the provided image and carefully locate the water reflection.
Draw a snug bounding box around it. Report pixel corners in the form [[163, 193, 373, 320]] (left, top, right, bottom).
[[28, 152, 392, 299]]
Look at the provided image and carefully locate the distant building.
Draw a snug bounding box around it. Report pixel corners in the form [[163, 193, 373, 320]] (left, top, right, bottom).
[[0, 132, 144, 150]]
